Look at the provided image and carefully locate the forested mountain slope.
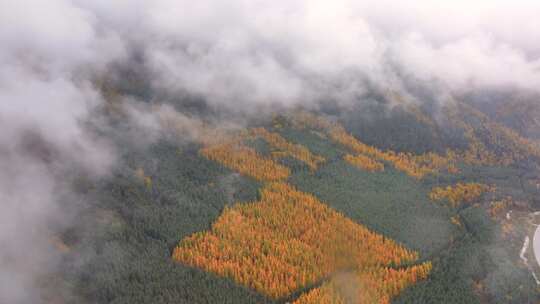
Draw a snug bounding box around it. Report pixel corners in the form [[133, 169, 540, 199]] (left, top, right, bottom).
[[51, 99, 540, 304]]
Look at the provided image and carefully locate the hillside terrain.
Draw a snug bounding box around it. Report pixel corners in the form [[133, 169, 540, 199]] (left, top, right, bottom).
[[4, 2, 540, 304], [49, 93, 540, 304]]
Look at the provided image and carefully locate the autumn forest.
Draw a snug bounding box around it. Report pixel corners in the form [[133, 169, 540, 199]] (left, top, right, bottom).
[[56, 101, 540, 304]]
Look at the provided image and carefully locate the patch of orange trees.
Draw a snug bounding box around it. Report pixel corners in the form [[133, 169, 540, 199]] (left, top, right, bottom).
[[186, 122, 431, 301], [291, 111, 458, 179], [294, 103, 540, 176], [293, 263, 432, 304], [294, 285, 347, 304], [199, 127, 324, 181], [344, 154, 384, 172], [445, 102, 540, 166], [200, 141, 290, 182], [328, 124, 458, 179], [429, 182, 493, 208], [173, 182, 424, 299], [248, 128, 325, 170]]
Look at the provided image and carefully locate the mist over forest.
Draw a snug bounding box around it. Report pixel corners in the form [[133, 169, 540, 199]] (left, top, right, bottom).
[[1, 1, 540, 303]]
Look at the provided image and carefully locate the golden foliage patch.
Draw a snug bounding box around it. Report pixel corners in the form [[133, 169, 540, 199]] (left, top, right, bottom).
[[182, 122, 432, 302], [344, 154, 384, 172], [429, 182, 492, 208], [293, 263, 432, 304], [173, 182, 423, 299], [248, 128, 325, 170], [292, 111, 457, 179], [200, 141, 290, 182], [446, 102, 540, 166]]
